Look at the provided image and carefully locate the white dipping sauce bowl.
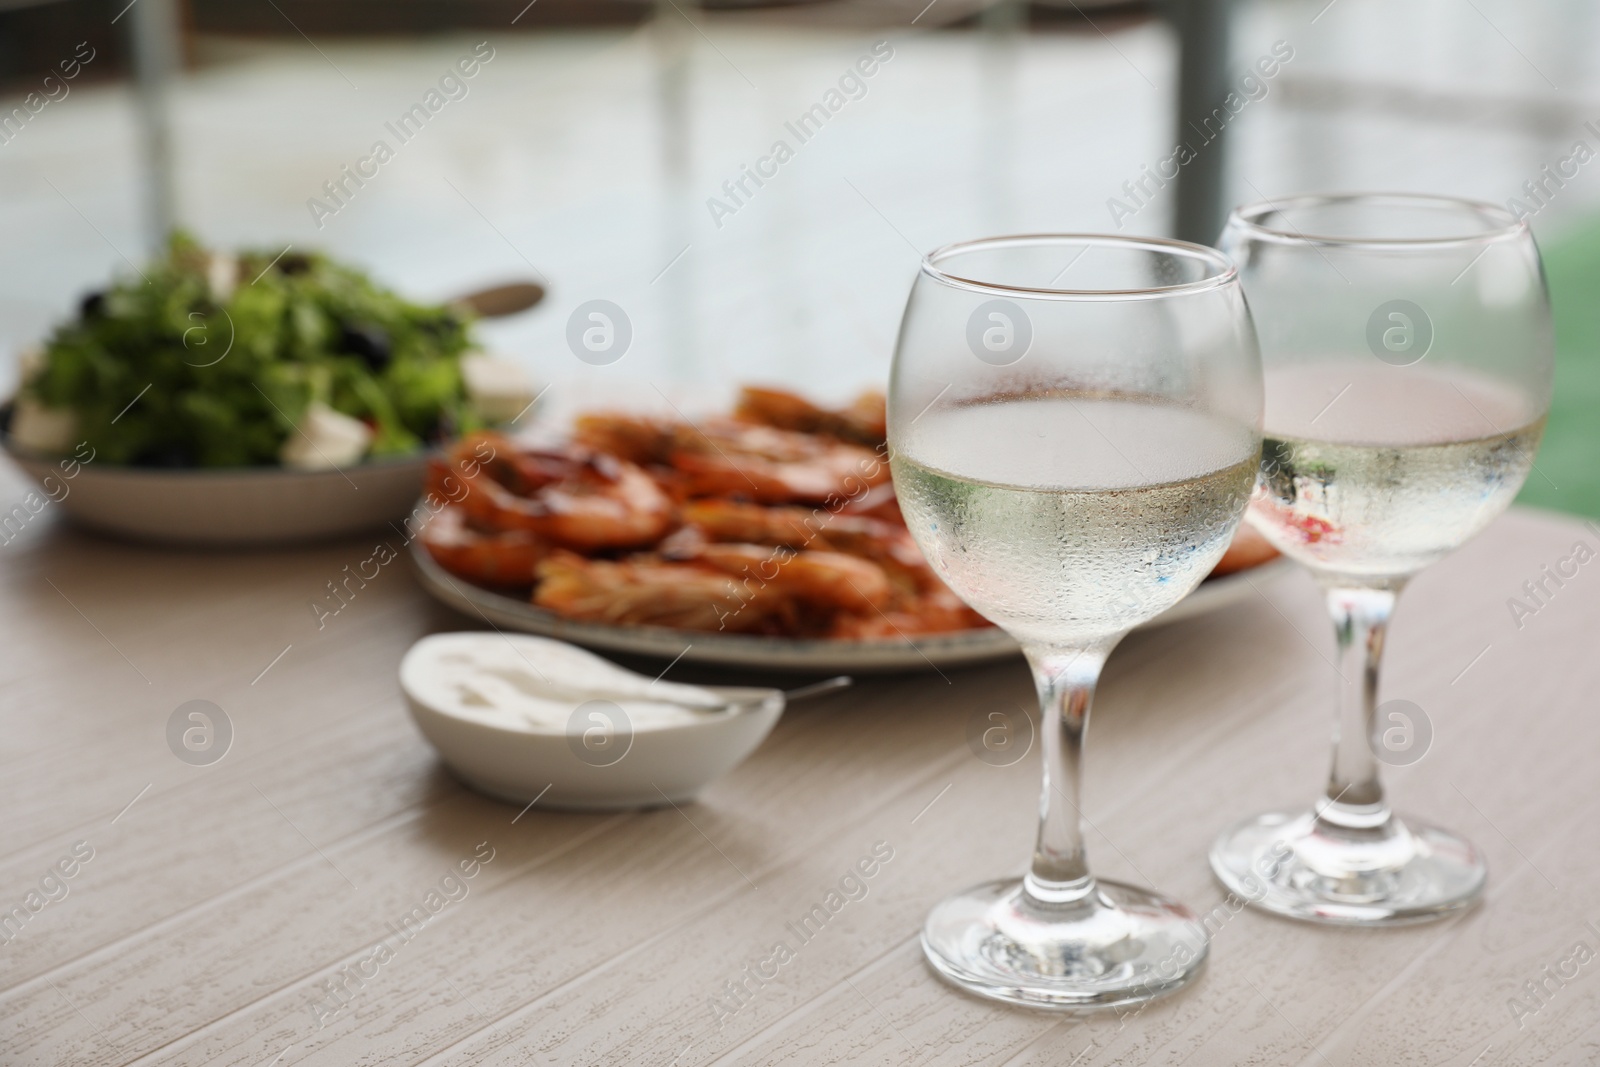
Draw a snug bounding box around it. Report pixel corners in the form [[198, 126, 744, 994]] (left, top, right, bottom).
[[399, 637, 785, 811]]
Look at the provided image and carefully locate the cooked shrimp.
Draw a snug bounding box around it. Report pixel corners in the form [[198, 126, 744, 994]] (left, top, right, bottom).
[[838, 390, 888, 446], [686, 543, 894, 615], [1211, 523, 1279, 577], [679, 500, 927, 572], [674, 499, 989, 634], [441, 434, 675, 551], [419, 506, 547, 588], [669, 419, 889, 505], [535, 542, 894, 633], [574, 411, 889, 506], [571, 413, 676, 466], [430, 391, 1023, 642], [838, 480, 904, 523], [534, 552, 798, 634], [678, 499, 839, 549], [528, 452, 674, 550], [734, 386, 888, 447]]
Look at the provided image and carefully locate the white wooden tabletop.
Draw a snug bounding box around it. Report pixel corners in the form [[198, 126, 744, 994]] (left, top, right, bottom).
[[2, 462, 1597, 1065]]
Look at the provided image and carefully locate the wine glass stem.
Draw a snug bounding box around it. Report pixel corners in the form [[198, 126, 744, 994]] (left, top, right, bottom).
[[1318, 582, 1401, 831], [1022, 644, 1113, 907]]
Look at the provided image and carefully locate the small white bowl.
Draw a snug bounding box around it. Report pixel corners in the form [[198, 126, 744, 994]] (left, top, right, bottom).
[[3, 433, 430, 546], [399, 635, 786, 811]]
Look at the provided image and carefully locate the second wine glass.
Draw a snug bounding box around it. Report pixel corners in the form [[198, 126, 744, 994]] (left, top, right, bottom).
[[889, 235, 1262, 1008], [1212, 193, 1553, 924]]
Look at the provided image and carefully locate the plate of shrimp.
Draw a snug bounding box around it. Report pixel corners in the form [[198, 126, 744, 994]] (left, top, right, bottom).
[[409, 386, 1285, 672]]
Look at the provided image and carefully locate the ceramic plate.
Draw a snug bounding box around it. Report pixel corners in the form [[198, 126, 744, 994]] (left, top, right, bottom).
[[409, 537, 1291, 673], [3, 433, 431, 547]]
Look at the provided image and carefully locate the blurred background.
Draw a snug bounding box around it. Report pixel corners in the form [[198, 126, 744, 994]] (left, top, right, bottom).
[[1, 0, 1595, 514]]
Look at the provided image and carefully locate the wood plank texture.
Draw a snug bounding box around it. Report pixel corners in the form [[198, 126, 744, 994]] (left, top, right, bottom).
[[4, 483, 1597, 1065]]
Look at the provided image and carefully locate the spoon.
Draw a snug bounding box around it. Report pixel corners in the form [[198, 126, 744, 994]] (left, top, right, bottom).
[[450, 281, 546, 319], [784, 676, 853, 702]]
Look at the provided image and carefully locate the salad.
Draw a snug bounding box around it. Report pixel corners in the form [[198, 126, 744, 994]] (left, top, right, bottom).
[[10, 233, 531, 469]]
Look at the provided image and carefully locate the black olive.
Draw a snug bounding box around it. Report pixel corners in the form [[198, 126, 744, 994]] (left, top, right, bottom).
[[80, 291, 106, 319], [337, 323, 392, 371]]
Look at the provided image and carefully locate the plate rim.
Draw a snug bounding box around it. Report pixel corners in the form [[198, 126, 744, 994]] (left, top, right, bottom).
[[407, 532, 1291, 673]]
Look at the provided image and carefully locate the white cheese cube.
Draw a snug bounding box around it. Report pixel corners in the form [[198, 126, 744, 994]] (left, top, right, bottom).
[[206, 253, 239, 304], [461, 354, 538, 425], [9, 396, 77, 454], [279, 402, 372, 470]]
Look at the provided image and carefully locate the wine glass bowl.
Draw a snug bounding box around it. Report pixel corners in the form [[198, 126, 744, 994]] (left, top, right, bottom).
[[1211, 193, 1554, 925], [889, 235, 1263, 1008]]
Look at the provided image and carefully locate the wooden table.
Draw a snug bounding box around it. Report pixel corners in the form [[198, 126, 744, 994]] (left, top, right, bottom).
[[4, 489, 1598, 1066]]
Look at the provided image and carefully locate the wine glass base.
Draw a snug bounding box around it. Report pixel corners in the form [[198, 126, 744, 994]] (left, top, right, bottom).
[[921, 877, 1209, 1010], [1210, 810, 1487, 926]]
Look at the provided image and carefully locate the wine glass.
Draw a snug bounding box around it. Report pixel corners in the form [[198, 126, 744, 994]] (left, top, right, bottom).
[[1212, 193, 1553, 924], [889, 235, 1263, 1008]]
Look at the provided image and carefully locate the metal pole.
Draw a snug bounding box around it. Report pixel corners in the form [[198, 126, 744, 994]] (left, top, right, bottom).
[[979, 0, 1024, 234], [1170, 0, 1233, 245], [653, 0, 695, 379], [129, 0, 181, 255]]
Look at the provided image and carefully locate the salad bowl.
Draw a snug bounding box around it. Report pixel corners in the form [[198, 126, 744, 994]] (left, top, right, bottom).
[[3, 238, 544, 548], [2, 427, 431, 546]]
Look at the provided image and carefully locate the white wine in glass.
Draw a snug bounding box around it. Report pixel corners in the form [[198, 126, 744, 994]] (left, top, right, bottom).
[[1212, 193, 1553, 925], [890, 235, 1263, 1008], [896, 398, 1258, 645], [1254, 362, 1544, 578]]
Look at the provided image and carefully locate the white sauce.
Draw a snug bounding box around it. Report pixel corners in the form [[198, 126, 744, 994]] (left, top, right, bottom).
[[400, 633, 732, 734]]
